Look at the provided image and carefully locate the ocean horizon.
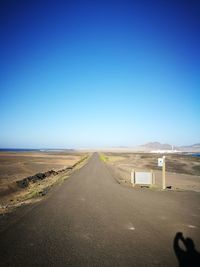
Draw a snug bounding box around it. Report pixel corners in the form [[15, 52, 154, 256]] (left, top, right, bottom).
[[0, 148, 73, 152]]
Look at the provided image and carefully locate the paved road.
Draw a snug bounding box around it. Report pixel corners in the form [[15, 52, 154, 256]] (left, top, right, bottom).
[[0, 153, 200, 266]]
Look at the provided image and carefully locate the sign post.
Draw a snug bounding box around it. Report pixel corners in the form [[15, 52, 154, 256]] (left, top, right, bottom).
[[158, 156, 166, 189], [131, 169, 135, 185], [162, 156, 166, 190]]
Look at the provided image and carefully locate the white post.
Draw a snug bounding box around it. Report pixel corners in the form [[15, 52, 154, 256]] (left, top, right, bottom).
[[162, 156, 166, 190], [151, 170, 155, 184], [131, 169, 135, 186]]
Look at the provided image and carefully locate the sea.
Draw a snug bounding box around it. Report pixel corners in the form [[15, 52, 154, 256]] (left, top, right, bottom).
[[0, 148, 40, 152], [0, 148, 73, 152], [191, 153, 200, 158]]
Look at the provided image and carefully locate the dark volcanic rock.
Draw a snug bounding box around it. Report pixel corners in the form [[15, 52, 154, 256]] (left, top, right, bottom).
[[16, 179, 29, 188], [36, 173, 46, 180], [16, 170, 57, 188]]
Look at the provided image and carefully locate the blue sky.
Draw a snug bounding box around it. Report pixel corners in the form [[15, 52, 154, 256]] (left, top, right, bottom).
[[0, 0, 199, 148]]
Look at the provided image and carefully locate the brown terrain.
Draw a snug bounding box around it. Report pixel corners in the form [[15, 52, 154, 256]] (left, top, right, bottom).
[[1, 151, 200, 215], [0, 151, 88, 211], [0, 153, 200, 266], [103, 152, 200, 192]]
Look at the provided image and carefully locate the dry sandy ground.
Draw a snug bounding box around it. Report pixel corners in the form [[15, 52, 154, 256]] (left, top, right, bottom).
[[0, 151, 84, 198], [0, 152, 89, 215], [103, 152, 200, 192]]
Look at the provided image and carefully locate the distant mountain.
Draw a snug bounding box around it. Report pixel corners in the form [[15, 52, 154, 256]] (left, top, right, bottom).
[[141, 142, 173, 150], [179, 143, 200, 152], [139, 142, 175, 151], [191, 143, 200, 148], [139, 142, 200, 152]]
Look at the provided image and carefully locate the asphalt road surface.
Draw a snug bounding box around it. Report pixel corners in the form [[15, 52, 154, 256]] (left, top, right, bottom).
[[0, 153, 200, 266]]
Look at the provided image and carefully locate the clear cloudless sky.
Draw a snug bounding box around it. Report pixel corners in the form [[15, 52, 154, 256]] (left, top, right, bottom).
[[0, 0, 199, 148]]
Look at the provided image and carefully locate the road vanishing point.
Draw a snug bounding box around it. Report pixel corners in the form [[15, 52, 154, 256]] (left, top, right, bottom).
[[0, 153, 200, 266]]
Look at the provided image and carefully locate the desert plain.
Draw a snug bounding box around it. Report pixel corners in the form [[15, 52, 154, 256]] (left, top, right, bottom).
[[102, 152, 200, 191], [0, 151, 200, 266], [1, 150, 200, 205], [0, 150, 87, 207]]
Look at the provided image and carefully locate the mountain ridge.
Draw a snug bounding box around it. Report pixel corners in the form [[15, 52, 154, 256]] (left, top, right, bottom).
[[139, 142, 200, 152]]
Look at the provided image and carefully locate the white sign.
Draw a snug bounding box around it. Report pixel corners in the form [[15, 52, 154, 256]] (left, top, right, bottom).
[[158, 158, 163, 167], [135, 172, 152, 185]]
